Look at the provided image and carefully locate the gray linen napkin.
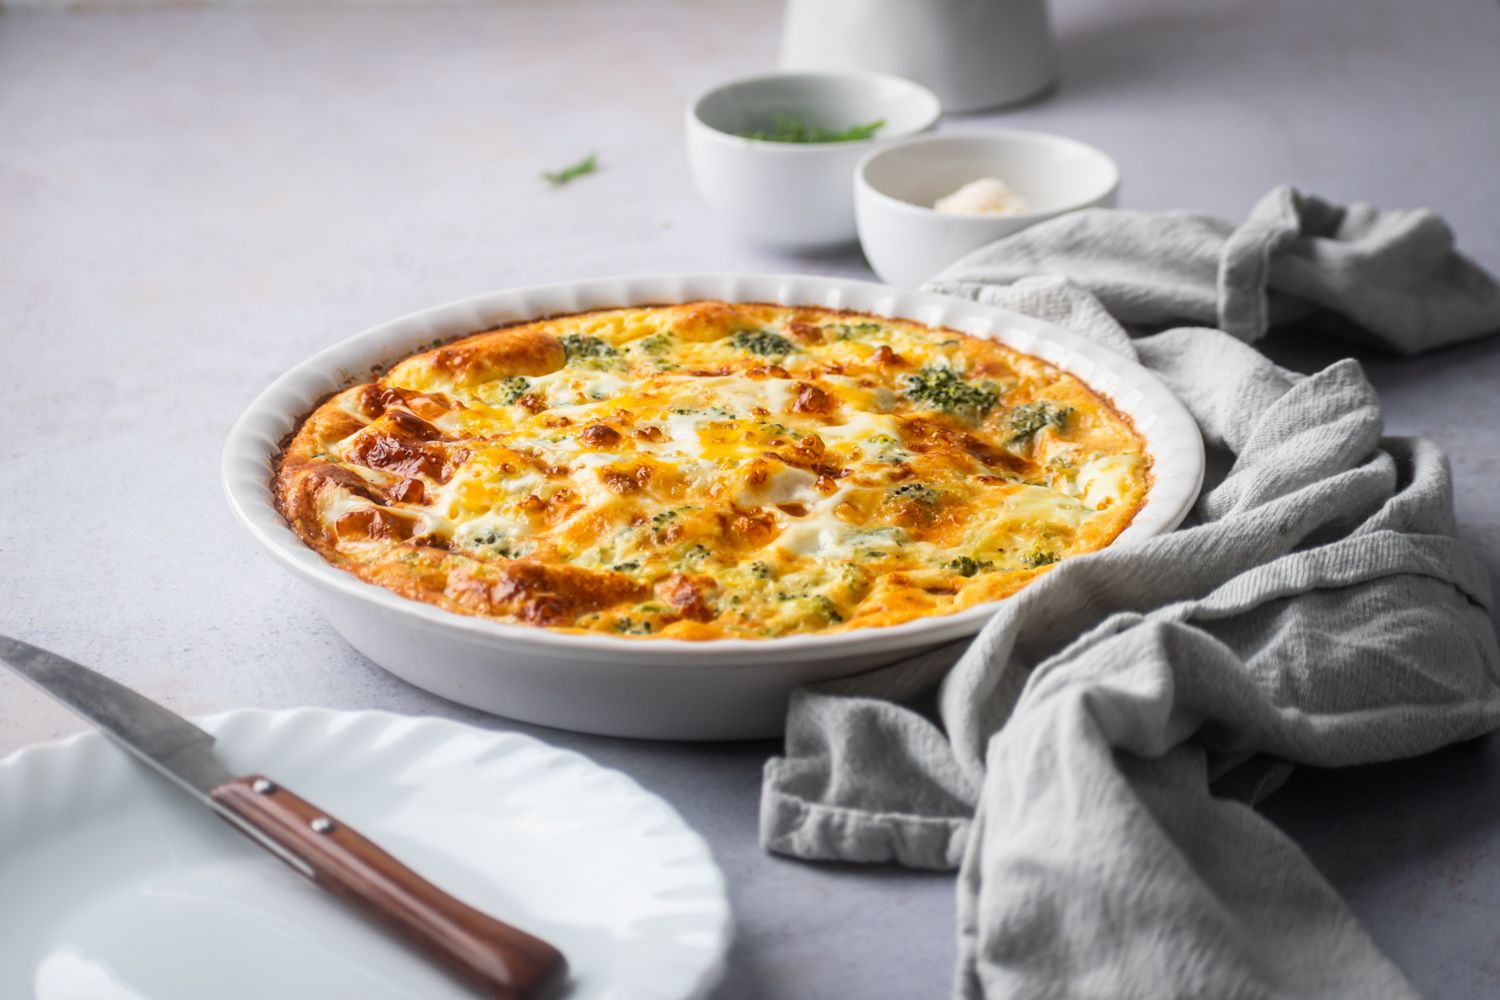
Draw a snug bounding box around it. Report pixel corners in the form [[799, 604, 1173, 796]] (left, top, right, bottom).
[[760, 187, 1500, 998]]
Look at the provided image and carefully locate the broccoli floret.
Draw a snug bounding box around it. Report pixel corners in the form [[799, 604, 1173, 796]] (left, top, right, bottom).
[[1007, 403, 1073, 445], [636, 332, 673, 355], [904, 366, 998, 421], [775, 591, 844, 624], [808, 594, 844, 624], [466, 529, 518, 559], [729, 329, 796, 357], [946, 556, 994, 577], [496, 376, 531, 405], [870, 433, 910, 464], [825, 321, 883, 340], [560, 333, 619, 363]]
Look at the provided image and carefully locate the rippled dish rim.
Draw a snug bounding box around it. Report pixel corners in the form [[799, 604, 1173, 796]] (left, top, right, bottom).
[[222, 273, 1204, 663]]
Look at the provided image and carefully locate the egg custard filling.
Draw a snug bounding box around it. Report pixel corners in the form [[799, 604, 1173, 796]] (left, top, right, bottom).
[[275, 302, 1150, 640]]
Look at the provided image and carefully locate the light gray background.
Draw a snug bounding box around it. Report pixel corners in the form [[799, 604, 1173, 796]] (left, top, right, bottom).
[[2, 1, 1498, 997]]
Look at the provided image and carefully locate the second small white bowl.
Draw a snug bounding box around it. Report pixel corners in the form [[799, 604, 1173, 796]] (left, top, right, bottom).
[[686, 71, 941, 249], [856, 129, 1120, 287]]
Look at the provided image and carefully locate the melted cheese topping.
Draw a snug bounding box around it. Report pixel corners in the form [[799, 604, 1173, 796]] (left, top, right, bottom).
[[274, 302, 1150, 640]]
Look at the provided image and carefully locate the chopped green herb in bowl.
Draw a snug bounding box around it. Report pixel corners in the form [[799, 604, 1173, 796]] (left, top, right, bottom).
[[739, 113, 886, 144], [687, 71, 941, 245]]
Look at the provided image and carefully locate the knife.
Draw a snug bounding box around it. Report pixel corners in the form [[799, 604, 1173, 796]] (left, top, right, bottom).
[[0, 635, 569, 1000]]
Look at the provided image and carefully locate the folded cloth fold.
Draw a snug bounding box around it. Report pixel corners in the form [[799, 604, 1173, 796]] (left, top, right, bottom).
[[930, 185, 1500, 354], [760, 187, 1500, 998]]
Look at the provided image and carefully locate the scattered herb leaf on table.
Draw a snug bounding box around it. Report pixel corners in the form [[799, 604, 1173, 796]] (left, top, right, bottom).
[[543, 152, 598, 186]]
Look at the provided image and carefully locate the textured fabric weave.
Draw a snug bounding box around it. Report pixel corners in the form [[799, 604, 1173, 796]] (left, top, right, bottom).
[[761, 187, 1500, 998]]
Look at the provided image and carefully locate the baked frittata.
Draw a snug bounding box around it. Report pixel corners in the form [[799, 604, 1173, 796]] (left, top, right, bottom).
[[275, 302, 1149, 639]]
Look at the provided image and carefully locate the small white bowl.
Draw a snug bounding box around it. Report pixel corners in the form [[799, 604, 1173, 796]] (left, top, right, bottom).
[[686, 71, 941, 249], [856, 129, 1120, 287]]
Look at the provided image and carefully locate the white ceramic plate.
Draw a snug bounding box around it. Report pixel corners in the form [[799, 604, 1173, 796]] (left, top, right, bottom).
[[0, 709, 732, 1000], [222, 274, 1204, 740]]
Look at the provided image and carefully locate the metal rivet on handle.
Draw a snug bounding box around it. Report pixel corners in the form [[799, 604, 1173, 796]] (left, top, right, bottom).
[[310, 816, 335, 834], [252, 778, 276, 795]]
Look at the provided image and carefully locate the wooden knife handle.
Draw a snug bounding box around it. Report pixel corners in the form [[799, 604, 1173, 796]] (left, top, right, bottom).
[[211, 774, 568, 1000]]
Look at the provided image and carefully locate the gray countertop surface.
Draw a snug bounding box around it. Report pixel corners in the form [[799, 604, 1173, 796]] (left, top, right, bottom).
[[3, 1, 1499, 997]]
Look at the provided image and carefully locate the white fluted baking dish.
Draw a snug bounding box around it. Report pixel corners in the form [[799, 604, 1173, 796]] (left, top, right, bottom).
[[222, 274, 1203, 740]]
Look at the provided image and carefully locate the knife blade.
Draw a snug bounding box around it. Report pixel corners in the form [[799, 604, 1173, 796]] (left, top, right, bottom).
[[0, 635, 313, 872], [0, 635, 568, 1000]]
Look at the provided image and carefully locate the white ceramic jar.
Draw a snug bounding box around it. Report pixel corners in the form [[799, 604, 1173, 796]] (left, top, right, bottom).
[[779, 0, 1059, 113]]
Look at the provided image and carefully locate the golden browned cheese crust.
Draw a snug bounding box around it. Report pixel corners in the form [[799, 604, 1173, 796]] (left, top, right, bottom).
[[275, 302, 1150, 639]]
